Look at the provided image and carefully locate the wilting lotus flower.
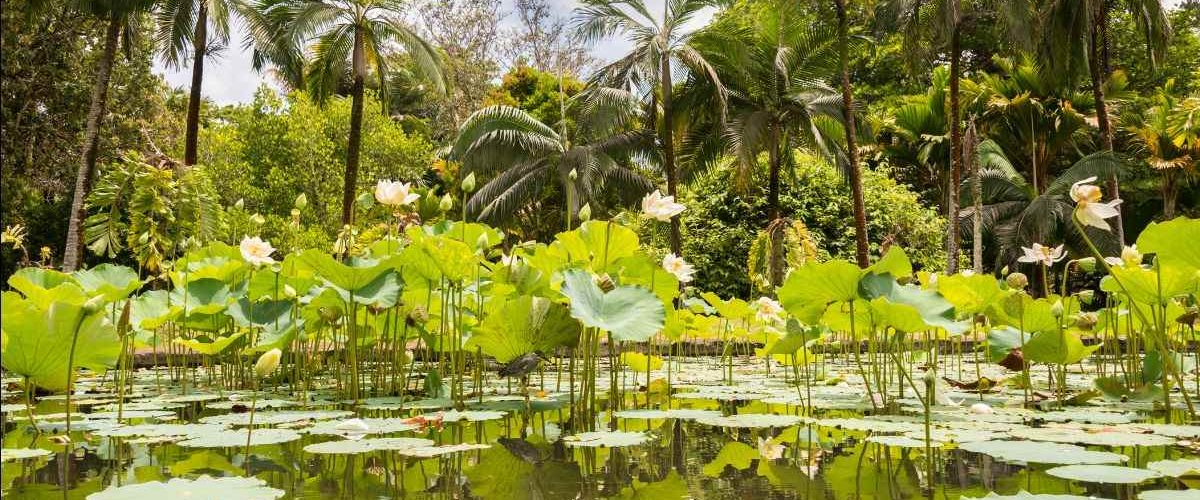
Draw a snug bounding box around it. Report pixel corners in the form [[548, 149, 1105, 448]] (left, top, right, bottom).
[[1104, 244, 1142, 267], [662, 253, 695, 283], [254, 348, 282, 378], [1070, 177, 1122, 231], [1017, 243, 1066, 267], [754, 297, 784, 323], [641, 190, 685, 221], [375, 180, 420, 207], [757, 437, 785, 460], [240, 236, 276, 267]]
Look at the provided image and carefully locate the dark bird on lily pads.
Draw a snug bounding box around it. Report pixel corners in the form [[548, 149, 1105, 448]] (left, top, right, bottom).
[[498, 351, 549, 378]]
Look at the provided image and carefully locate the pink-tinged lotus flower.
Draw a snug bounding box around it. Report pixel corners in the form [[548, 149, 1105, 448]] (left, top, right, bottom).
[[754, 297, 784, 323], [1104, 244, 1142, 267], [1017, 243, 1066, 266], [240, 236, 276, 267], [661, 253, 695, 283], [375, 180, 420, 207], [1070, 177, 1122, 231], [641, 190, 685, 221]]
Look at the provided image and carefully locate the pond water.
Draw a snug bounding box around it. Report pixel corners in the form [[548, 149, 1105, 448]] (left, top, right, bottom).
[[2, 355, 1198, 499]]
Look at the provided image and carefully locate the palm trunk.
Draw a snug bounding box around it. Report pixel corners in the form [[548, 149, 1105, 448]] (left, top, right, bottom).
[[184, 2, 208, 166], [341, 28, 366, 226], [968, 119, 983, 273], [768, 124, 784, 287], [947, 7, 962, 273], [835, 0, 869, 268], [659, 54, 682, 257], [1163, 169, 1177, 219], [63, 15, 121, 272], [1091, 2, 1123, 242]]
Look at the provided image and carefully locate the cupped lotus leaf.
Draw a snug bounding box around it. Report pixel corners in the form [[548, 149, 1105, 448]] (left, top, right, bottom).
[[400, 230, 477, 283], [778, 260, 863, 323], [173, 243, 247, 282], [296, 249, 400, 291], [226, 297, 302, 350], [7, 267, 76, 300], [1046, 464, 1162, 484], [869, 297, 929, 333], [869, 246, 913, 278], [425, 221, 504, 249], [621, 352, 663, 372], [959, 440, 1127, 465], [987, 326, 1027, 363], [199, 410, 354, 426], [702, 441, 757, 476], [467, 295, 580, 363], [881, 281, 964, 334], [175, 332, 246, 355], [1148, 459, 1200, 478], [1007, 427, 1176, 447], [178, 428, 301, 448], [1022, 329, 1099, 365], [332, 270, 402, 307], [937, 273, 1009, 316], [303, 437, 435, 455], [867, 435, 944, 448], [74, 264, 142, 301], [1, 448, 53, 462], [562, 431, 651, 447], [1, 296, 119, 391], [695, 413, 806, 428], [1102, 264, 1198, 305], [1140, 491, 1200, 500], [765, 320, 820, 355], [170, 278, 233, 315], [965, 491, 1103, 499], [87, 475, 284, 500], [995, 295, 1059, 334], [1137, 217, 1200, 272], [613, 253, 680, 307], [549, 221, 640, 273], [128, 290, 180, 331], [700, 292, 753, 321], [1094, 376, 1164, 402], [246, 267, 317, 302], [560, 269, 664, 341]]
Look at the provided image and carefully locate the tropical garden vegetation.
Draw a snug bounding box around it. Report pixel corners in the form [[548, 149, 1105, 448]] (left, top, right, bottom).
[[2, 0, 1199, 498]]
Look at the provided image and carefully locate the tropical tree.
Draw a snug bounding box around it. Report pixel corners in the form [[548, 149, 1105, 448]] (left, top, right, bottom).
[[831, 0, 870, 267], [572, 0, 724, 258], [1124, 81, 1197, 218], [449, 89, 654, 230], [262, 0, 445, 226], [63, 0, 156, 272]]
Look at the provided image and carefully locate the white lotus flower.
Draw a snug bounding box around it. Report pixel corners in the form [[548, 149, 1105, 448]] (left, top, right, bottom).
[[1017, 243, 1066, 266], [240, 236, 276, 267], [254, 348, 282, 378], [757, 437, 785, 460], [640, 190, 685, 221], [969, 402, 993, 415], [754, 297, 784, 323], [1104, 244, 1142, 267], [1070, 176, 1122, 231], [374, 180, 420, 207], [661, 253, 695, 283]]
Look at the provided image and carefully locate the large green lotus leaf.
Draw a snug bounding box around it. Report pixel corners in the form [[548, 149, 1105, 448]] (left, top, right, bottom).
[[560, 269, 664, 341], [172, 243, 248, 284], [620, 351, 663, 372], [297, 249, 400, 291], [765, 320, 820, 355], [424, 220, 503, 249], [937, 273, 1010, 316], [170, 278, 233, 315], [334, 270, 401, 307], [73, 264, 142, 301], [1102, 264, 1197, 305], [88, 475, 284, 500], [549, 221, 640, 273], [1, 296, 119, 391], [703, 441, 757, 476], [700, 292, 752, 321], [227, 298, 302, 350], [487, 259, 552, 297], [819, 300, 872, 337], [614, 253, 680, 307], [176, 331, 246, 355], [247, 264, 318, 302], [995, 295, 1059, 334], [128, 290, 180, 331], [869, 297, 928, 332], [467, 295, 580, 362], [400, 230, 477, 283], [860, 274, 963, 334], [1093, 376, 1164, 402], [1023, 329, 1100, 365], [960, 440, 1126, 465], [1146, 458, 1200, 478], [1137, 217, 1200, 272], [7, 267, 75, 298], [986, 326, 1027, 362], [778, 260, 862, 323], [869, 246, 913, 278], [1046, 464, 1161, 484], [965, 491, 1099, 499]]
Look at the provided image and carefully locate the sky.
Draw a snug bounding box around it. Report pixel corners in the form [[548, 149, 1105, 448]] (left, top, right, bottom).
[[154, 0, 716, 104]]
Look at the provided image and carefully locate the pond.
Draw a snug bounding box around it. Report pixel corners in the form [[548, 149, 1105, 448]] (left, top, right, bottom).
[[3, 355, 1197, 499]]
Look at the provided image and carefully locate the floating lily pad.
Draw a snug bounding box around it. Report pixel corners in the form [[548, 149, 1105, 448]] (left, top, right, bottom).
[[695, 413, 806, 428], [1037, 410, 1135, 425], [614, 409, 722, 420], [1046, 464, 1162, 484], [562, 431, 651, 448], [1008, 427, 1177, 447], [1, 448, 52, 462], [817, 418, 920, 434], [87, 475, 284, 500], [199, 410, 353, 426], [960, 440, 1127, 465], [206, 398, 298, 410], [400, 443, 491, 457], [1140, 490, 1200, 500], [178, 428, 301, 448], [301, 418, 418, 437], [1147, 458, 1200, 478], [964, 491, 1103, 499], [438, 410, 507, 422], [905, 428, 998, 443], [1137, 424, 1200, 439], [868, 435, 944, 448], [303, 437, 435, 455]]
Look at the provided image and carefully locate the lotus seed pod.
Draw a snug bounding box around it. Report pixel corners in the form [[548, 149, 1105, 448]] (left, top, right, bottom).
[[1075, 289, 1095, 304], [1074, 257, 1096, 272], [595, 273, 616, 292], [1074, 312, 1098, 330], [578, 203, 592, 222], [1006, 272, 1029, 290], [462, 172, 476, 193], [254, 348, 282, 378]]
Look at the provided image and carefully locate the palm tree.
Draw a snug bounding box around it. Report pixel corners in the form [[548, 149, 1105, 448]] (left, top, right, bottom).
[[449, 89, 654, 228], [572, 0, 724, 258], [831, 0, 870, 267], [63, 0, 156, 272], [683, 2, 844, 286], [156, 0, 240, 166], [265, 0, 445, 226], [1124, 81, 1196, 219]]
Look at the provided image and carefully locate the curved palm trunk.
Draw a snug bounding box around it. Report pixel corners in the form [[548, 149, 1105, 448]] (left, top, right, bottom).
[[63, 15, 122, 272], [835, 0, 869, 268], [947, 7, 962, 273], [659, 53, 682, 257], [341, 28, 366, 226], [967, 119, 983, 273], [184, 2, 208, 166], [1090, 3, 1123, 239], [767, 124, 784, 287]]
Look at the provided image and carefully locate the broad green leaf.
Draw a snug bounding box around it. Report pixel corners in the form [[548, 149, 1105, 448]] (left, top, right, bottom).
[[8, 268, 75, 297], [620, 352, 663, 372], [74, 264, 142, 301], [559, 269, 664, 341], [467, 295, 580, 362], [129, 290, 180, 331], [176, 332, 246, 355], [400, 231, 477, 283], [986, 326, 1027, 362], [778, 260, 862, 323], [1101, 265, 1198, 305], [995, 295, 1059, 334], [869, 247, 912, 278], [297, 249, 400, 291], [937, 274, 1010, 316], [549, 221, 640, 273], [1137, 217, 1200, 272], [170, 278, 233, 315], [0, 296, 119, 391], [700, 292, 752, 321], [614, 254, 680, 307], [1023, 329, 1099, 365]]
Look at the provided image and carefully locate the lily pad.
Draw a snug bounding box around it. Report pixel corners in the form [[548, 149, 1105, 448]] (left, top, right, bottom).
[[199, 410, 353, 426], [1, 448, 52, 462], [96, 423, 228, 439], [178, 428, 301, 448], [1147, 458, 1200, 478], [303, 437, 435, 455], [301, 418, 418, 437], [965, 492, 1104, 499], [562, 431, 651, 448], [614, 409, 722, 420], [695, 413, 807, 428], [400, 443, 491, 457], [1046, 464, 1162, 484], [1140, 491, 1200, 500], [868, 435, 944, 448], [1008, 427, 1177, 447], [960, 440, 1127, 465], [87, 475, 284, 500]]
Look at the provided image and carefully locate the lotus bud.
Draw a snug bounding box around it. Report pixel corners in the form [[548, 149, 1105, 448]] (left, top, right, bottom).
[[1075, 257, 1097, 272], [250, 213, 266, 225], [235, 198, 245, 210], [1005, 272, 1029, 290], [922, 366, 937, 387], [407, 306, 429, 326], [1074, 311, 1098, 330], [475, 232, 490, 251], [578, 203, 592, 222], [1050, 300, 1064, 318], [294, 193, 308, 209], [1075, 289, 1095, 305], [462, 172, 476, 193], [568, 169, 578, 181], [284, 284, 297, 299], [83, 294, 107, 314], [439, 193, 453, 212], [254, 348, 282, 378]]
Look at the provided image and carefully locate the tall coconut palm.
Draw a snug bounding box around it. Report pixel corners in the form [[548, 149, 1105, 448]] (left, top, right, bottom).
[[682, 1, 844, 286], [572, 0, 724, 258], [156, 0, 239, 166], [449, 89, 654, 227], [63, 0, 156, 272], [831, 0, 870, 267], [264, 0, 445, 226]]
